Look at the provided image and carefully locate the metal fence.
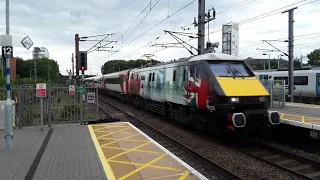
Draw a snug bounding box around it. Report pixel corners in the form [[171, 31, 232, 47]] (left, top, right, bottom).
[[260, 80, 286, 108], [0, 84, 100, 129]]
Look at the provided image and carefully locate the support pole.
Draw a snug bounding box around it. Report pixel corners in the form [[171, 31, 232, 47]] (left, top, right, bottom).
[[34, 60, 37, 83], [75, 34, 79, 85], [4, 0, 13, 150], [72, 53, 74, 83], [40, 98, 43, 131], [197, 0, 205, 54], [80, 70, 84, 125], [268, 54, 270, 70], [282, 7, 297, 102]]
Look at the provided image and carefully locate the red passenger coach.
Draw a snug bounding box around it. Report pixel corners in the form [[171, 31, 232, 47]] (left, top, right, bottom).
[[101, 69, 131, 100]]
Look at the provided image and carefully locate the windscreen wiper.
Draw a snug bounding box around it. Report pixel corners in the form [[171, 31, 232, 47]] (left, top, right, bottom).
[[232, 68, 245, 79], [225, 67, 235, 79]]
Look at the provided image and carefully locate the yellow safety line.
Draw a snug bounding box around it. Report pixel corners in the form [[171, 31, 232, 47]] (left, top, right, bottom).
[[95, 131, 136, 134], [102, 146, 163, 154], [97, 127, 131, 139], [281, 113, 320, 122], [107, 142, 151, 160], [178, 171, 191, 180], [100, 133, 140, 147], [88, 125, 116, 180], [93, 125, 130, 132], [100, 137, 150, 143], [108, 159, 186, 172], [143, 173, 187, 180], [118, 153, 167, 180], [93, 126, 109, 132]]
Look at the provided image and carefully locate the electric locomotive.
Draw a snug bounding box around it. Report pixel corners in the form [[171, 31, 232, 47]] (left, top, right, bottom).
[[94, 52, 280, 136]]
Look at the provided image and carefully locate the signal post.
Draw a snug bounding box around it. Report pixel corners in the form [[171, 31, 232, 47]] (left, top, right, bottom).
[[78, 51, 87, 125]]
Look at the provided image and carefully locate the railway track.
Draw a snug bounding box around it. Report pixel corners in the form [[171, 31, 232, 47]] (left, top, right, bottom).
[[97, 96, 243, 180], [237, 141, 320, 180]]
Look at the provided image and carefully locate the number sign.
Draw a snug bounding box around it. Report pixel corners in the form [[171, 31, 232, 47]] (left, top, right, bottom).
[[2, 46, 13, 59]]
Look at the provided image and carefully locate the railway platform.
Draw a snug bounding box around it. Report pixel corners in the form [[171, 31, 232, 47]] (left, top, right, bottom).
[[89, 121, 207, 180], [0, 122, 207, 180], [270, 102, 320, 139]]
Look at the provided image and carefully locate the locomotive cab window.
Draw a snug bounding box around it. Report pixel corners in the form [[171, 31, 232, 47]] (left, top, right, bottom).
[[208, 60, 254, 77], [189, 66, 195, 78]]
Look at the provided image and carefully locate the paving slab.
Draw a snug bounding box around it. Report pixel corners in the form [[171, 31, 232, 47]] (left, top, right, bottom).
[[0, 126, 49, 180], [32, 124, 107, 180]]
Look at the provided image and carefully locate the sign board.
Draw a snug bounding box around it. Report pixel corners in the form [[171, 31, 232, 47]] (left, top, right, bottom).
[[1, 46, 13, 59], [21, 36, 34, 50], [87, 92, 95, 104], [69, 85, 75, 94], [76, 86, 85, 93], [36, 83, 46, 97], [0, 35, 34, 48]]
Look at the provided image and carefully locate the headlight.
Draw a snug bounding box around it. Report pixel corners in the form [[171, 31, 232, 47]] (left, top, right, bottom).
[[230, 97, 239, 102], [259, 96, 268, 102]]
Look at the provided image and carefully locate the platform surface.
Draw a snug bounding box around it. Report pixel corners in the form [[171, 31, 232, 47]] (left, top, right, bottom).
[[32, 124, 107, 180], [0, 126, 49, 180], [271, 102, 320, 130], [89, 122, 208, 180]]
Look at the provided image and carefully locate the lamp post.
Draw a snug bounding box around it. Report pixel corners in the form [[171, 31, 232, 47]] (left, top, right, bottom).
[[263, 53, 270, 70], [277, 54, 284, 69]]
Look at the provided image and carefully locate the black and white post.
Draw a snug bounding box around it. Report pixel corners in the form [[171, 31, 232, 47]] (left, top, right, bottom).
[[4, 0, 13, 150]]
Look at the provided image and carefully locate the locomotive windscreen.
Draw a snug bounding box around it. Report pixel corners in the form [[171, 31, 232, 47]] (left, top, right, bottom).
[[208, 61, 254, 77]]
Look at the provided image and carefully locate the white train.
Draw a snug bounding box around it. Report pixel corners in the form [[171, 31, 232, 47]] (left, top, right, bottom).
[[83, 75, 103, 88], [254, 69, 320, 104]]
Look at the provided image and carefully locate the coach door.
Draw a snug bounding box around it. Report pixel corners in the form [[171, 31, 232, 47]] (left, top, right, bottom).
[[187, 65, 197, 106], [317, 73, 320, 96]]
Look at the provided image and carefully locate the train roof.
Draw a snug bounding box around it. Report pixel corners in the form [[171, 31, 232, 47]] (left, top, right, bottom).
[[254, 69, 320, 75], [189, 52, 242, 62], [102, 69, 131, 77]]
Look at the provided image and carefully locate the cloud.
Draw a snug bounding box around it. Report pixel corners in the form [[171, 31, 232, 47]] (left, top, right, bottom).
[[0, 0, 319, 75]]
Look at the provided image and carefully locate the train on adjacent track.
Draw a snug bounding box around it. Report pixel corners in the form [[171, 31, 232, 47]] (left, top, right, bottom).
[[84, 52, 280, 136], [254, 69, 320, 104]]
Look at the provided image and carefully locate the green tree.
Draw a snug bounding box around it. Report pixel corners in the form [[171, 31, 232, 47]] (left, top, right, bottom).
[[307, 49, 320, 66], [101, 59, 151, 74], [294, 58, 302, 68]]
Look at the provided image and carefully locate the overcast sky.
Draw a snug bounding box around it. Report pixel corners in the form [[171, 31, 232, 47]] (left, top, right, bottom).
[[0, 0, 319, 75]]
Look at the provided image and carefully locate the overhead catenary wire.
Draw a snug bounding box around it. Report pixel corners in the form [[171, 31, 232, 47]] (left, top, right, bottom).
[[182, 0, 259, 30], [94, 0, 319, 71], [88, 0, 159, 64], [122, 0, 160, 44], [239, 32, 320, 50], [108, 0, 260, 62], [94, 0, 196, 64], [178, 0, 319, 49]]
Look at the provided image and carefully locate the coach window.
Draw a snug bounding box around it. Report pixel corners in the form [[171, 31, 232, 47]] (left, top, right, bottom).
[[318, 76, 320, 85], [152, 73, 155, 81], [173, 70, 176, 81], [149, 73, 152, 81], [294, 76, 308, 85], [183, 69, 186, 81], [274, 77, 288, 85]]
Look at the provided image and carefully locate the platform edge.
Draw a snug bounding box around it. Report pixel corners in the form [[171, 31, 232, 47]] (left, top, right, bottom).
[[88, 125, 116, 180], [126, 122, 209, 180], [280, 118, 313, 129]]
